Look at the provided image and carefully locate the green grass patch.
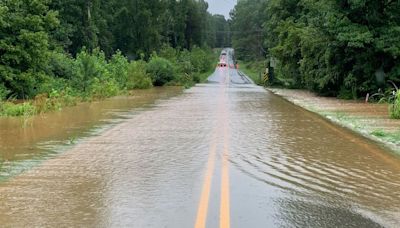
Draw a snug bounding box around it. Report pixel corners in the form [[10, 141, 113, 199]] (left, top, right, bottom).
[[371, 129, 400, 143], [237, 60, 264, 85], [371, 129, 387, 137], [0, 102, 36, 117], [390, 90, 400, 119]]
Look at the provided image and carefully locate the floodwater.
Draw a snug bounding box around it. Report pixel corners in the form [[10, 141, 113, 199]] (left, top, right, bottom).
[[0, 50, 400, 227], [0, 87, 182, 180]]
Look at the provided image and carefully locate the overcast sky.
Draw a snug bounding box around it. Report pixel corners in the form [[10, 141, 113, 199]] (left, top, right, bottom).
[[206, 0, 237, 19]]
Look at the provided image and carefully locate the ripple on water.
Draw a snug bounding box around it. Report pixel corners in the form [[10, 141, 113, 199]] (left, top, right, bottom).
[[228, 87, 400, 226]]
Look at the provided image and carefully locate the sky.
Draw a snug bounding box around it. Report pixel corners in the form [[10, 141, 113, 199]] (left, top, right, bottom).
[[206, 0, 237, 19]]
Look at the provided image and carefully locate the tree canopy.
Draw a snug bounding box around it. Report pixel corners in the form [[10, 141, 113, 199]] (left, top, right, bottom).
[[0, 0, 230, 99], [230, 0, 400, 98]]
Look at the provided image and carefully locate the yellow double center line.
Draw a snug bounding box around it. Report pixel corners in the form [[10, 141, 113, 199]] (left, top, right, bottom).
[[195, 70, 231, 228], [220, 121, 231, 228], [194, 132, 218, 228]]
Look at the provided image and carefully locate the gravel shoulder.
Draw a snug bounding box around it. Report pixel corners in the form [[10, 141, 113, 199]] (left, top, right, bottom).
[[268, 88, 400, 154]]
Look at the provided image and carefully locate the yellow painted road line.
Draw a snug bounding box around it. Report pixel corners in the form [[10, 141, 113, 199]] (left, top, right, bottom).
[[220, 80, 231, 228], [195, 83, 225, 228], [195, 69, 231, 228], [220, 125, 231, 228], [195, 138, 217, 228]]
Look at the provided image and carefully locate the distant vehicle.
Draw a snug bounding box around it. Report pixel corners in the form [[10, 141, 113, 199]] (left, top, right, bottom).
[[217, 62, 227, 68]]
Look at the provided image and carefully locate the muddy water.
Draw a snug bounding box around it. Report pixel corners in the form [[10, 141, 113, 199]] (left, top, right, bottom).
[[0, 68, 400, 227], [0, 87, 182, 180], [227, 86, 400, 227]]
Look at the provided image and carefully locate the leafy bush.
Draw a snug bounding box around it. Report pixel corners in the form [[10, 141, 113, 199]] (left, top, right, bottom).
[[390, 91, 400, 119], [74, 48, 109, 93], [108, 51, 129, 89], [126, 61, 153, 89], [47, 51, 77, 80], [190, 46, 213, 73], [90, 77, 119, 99], [37, 76, 70, 96], [146, 56, 176, 86], [158, 45, 178, 63], [176, 49, 194, 74], [0, 84, 10, 101]]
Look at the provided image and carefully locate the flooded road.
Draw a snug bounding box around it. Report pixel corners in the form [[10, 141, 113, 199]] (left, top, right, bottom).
[[0, 87, 182, 181], [1, 50, 400, 227]]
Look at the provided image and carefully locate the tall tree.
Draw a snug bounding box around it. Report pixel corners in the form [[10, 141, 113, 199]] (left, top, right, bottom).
[[230, 0, 267, 60], [0, 0, 58, 98], [232, 0, 400, 97]]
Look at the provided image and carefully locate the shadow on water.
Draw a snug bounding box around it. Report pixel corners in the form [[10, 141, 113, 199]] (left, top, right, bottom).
[[0, 87, 183, 182]]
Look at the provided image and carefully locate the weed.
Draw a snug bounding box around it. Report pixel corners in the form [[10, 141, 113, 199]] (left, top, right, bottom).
[[0, 102, 36, 117], [68, 136, 77, 145], [371, 129, 387, 137], [389, 90, 400, 119]]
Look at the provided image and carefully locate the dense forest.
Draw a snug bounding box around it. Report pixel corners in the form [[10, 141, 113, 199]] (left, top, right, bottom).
[[0, 0, 231, 107], [230, 0, 400, 100]]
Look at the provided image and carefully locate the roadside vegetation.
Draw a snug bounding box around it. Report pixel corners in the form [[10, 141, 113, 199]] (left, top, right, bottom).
[[238, 61, 265, 85], [0, 46, 216, 117], [390, 91, 400, 119], [0, 0, 226, 117], [371, 129, 400, 144], [230, 0, 400, 118]]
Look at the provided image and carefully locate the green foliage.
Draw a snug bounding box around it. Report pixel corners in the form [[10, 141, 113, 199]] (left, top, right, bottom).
[[46, 51, 77, 81], [390, 91, 400, 119], [74, 48, 109, 93], [190, 46, 213, 73], [0, 84, 10, 101], [108, 51, 129, 89], [0, 102, 36, 117], [370, 129, 400, 143], [238, 61, 265, 85], [156, 45, 216, 86], [49, 0, 226, 56], [230, 0, 267, 61], [0, 0, 219, 116], [90, 77, 119, 99], [232, 0, 400, 99], [126, 61, 153, 89], [0, 0, 59, 99], [31, 86, 78, 114], [371, 129, 387, 137], [146, 56, 176, 86]]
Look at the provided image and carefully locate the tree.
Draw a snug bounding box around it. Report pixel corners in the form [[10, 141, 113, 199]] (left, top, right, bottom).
[[230, 0, 267, 61], [232, 0, 400, 97], [0, 0, 58, 98]]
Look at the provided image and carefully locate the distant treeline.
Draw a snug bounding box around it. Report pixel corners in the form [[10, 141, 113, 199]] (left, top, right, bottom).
[[0, 0, 231, 100], [230, 0, 400, 98]]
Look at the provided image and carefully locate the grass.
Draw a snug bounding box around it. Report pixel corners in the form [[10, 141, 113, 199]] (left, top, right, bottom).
[[67, 135, 77, 145], [371, 129, 400, 144], [0, 102, 36, 117], [389, 91, 400, 119], [237, 60, 264, 85], [371, 129, 387, 137]]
